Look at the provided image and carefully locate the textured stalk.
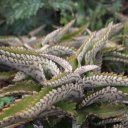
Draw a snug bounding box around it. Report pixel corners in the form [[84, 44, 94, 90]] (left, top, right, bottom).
[[83, 73, 128, 88], [0, 83, 83, 127], [80, 86, 127, 108]]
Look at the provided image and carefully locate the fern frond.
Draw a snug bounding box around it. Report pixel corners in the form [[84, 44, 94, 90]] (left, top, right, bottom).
[[0, 55, 46, 82], [83, 72, 128, 88], [80, 86, 127, 108], [0, 49, 62, 80], [42, 20, 75, 45], [85, 22, 113, 64], [42, 73, 81, 87], [41, 54, 72, 72], [43, 45, 75, 57], [0, 83, 83, 127], [42, 65, 97, 87], [0, 22, 127, 127]]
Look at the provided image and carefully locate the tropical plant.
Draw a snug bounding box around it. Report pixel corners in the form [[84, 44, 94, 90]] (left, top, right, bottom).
[[0, 0, 126, 35], [0, 19, 128, 128]]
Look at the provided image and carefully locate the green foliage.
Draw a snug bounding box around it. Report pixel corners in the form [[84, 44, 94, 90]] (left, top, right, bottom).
[[0, 96, 14, 108], [0, 21, 127, 128], [0, 0, 44, 24], [0, 1, 128, 128], [55, 101, 76, 114], [0, 0, 126, 35], [111, 0, 122, 11]]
